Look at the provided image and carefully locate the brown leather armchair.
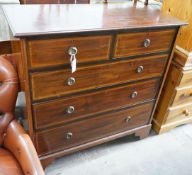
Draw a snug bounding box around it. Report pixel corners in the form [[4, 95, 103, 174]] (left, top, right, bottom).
[[0, 55, 44, 175]]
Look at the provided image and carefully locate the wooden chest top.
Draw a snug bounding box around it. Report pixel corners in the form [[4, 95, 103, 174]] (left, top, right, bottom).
[[2, 4, 185, 37]]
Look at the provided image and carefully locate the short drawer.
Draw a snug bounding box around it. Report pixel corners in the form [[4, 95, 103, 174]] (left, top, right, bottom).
[[165, 63, 192, 89], [28, 35, 111, 69], [167, 103, 192, 124], [33, 78, 159, 129], [31, 55, 167, 101], [35, 102, 154, 155], [172, 86, 192, 106], [114, 29, 176, 58], [173, 50, 192, 67], [178, 69, 192, 88]]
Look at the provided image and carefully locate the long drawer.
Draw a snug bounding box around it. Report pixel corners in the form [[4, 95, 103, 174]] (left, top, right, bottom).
[[35, 102, 154, 155], [115, 29, 176, 58], [31, 55, 167, 101], [33, 78, 160, 129], [28, 35, 111, 69]]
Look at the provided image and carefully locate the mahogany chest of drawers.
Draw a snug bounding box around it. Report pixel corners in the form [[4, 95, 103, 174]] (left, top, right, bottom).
[[3, 3, 185, 167]]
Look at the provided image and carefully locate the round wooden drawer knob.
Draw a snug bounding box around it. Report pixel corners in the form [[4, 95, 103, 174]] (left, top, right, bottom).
[[67, 77, 76, 86], [183, 109, 191, 116], [144, 39, 151, 48], [65, 132, 73, 140], [66, 106, 75, 114]]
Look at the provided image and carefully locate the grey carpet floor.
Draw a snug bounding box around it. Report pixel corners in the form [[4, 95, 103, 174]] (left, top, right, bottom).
[[45, 124, 192, 175]]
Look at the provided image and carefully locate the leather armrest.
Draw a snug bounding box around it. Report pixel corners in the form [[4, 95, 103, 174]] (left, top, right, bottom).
[[3, 120, 45, 175]]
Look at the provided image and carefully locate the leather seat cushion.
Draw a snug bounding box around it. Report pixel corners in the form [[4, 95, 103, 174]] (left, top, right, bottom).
[[0, 148, 23, 175]]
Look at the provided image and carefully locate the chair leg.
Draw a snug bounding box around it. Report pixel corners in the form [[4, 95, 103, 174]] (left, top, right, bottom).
[[145, 0, 148, 5], [133, 0, 148, 5]]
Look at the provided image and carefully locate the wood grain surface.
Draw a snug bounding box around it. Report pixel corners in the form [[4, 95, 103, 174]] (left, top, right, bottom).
[[167, 103, 192, 124], [36, 102, 154, 155], [2, 4, 185, 37], [162, 0, 191, 52], [115, 29, 176, 58], [28, 35, 111, 69], [33, 78, 159, 129], [31, 55, 166, 101]]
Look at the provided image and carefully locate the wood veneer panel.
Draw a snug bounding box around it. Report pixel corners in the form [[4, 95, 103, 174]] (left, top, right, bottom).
[[115, 29, 176, 58], [28, 35, 111, 69], [2, 4, 185, 37], [33, 78, 160, 129], [31, 55, 166, 101], [36, 102, 154, 155]]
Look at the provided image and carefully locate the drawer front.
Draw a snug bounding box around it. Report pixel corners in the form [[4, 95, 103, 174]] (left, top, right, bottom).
[[35, 102, 154, 155], [173, 50, 192, 67], [179, 69, 192, 88], [28, 35, 111, 69], [31, 55, 167, 101], [115, 29, 176, 58], [172, 87, 192, 106], [167, 103, 192, 124], [33, 78, 159, 129]]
